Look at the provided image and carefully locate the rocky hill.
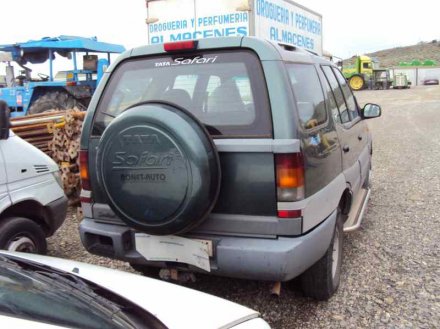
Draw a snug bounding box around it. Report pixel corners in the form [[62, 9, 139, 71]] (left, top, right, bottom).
[[344, 40, 440, 68]]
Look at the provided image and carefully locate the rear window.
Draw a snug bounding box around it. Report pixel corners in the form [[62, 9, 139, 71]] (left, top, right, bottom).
[[92, 51, 272, 137]]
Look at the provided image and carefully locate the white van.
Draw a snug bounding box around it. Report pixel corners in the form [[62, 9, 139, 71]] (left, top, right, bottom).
[[0, 101, 67, 253]]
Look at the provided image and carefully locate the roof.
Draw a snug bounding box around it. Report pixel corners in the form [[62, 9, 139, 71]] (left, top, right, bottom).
[[0, 35, 125, 53], [0, 35, 125, 64]]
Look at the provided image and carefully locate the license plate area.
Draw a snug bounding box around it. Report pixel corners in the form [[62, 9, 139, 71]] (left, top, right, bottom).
[[135, 234, 212, 272]]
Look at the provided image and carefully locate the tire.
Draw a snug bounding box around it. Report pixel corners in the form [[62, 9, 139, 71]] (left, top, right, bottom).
[[349, 75, 365, 91], [130, 264, 160, 277], [96, 101, 221, 235], [0, 217, 47, 254], [300, 211, 343, 300], [27, 91, 84, 115]]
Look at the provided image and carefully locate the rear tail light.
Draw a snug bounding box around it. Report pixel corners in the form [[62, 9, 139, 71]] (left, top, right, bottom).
[[276, 153, 304, 218], [276, 153, 305, 202], [164, 40, 198, 52], [79, 150, 91, 192]]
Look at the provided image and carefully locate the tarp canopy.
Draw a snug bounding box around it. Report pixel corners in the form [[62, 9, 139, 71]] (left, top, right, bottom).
[[0, 35, 125, 64]]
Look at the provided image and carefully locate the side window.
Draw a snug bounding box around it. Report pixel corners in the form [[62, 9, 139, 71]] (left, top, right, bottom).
[[321, 66, 350, 123], [287, 64, 327, 130], [318, 67, 342, 124], [362, 62, 370, 69], [333, 68, 359, 120]]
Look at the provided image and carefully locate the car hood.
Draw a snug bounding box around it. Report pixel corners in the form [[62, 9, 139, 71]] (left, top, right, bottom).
[[1, 252, 262, 329]]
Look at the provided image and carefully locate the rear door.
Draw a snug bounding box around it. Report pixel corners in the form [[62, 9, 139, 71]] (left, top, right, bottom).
[[285, 63, 342, 197], [321, 66, 367, 194], [332, 68, 370, 185]]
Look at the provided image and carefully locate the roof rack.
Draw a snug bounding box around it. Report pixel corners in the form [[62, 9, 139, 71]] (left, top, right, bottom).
[[305, 49, 319, 57], [277, 43, 297, 52]]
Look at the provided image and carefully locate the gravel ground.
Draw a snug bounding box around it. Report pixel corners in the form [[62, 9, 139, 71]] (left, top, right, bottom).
[[48, 86, 440, 328]]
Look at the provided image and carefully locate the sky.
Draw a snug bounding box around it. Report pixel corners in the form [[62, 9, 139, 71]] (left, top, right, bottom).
[[1, 0, 439, 63], [304, 0, 439, 58]]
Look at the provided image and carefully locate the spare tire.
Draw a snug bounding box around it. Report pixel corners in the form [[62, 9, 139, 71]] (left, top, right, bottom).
[[96, 102, 221, 235]]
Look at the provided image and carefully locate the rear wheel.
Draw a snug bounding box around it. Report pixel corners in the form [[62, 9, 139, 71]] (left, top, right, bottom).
[[0, 217, 47, 254], [349, 75, 365, 91], [27, 91, 84, 115], [300, 211, 343, 300]]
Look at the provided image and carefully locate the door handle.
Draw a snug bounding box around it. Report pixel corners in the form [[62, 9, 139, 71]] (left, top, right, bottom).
[[358, 135, 363, 141], [343, 145, 350, 153]]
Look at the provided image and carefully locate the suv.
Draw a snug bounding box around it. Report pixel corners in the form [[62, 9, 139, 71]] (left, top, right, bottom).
[[79, 37, 381, 300]]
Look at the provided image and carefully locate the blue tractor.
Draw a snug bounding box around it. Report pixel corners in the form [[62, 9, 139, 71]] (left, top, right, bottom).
[[0, 36, 125, 117]]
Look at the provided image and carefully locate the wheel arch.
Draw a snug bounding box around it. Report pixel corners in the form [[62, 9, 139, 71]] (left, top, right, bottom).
[[0, 200, 51, 236], [339, 187, 353, 219]]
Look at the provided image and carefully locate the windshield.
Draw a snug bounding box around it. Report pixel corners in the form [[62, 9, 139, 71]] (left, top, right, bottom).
[[0, 256, 165, 329], [92, 50, 272, 137]]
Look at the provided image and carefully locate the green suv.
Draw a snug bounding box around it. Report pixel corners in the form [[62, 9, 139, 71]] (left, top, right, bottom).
[[79, 37, 381, 300]]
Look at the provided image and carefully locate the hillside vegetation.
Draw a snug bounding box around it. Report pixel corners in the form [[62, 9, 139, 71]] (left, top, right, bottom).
[[344, 40, 440, 68]]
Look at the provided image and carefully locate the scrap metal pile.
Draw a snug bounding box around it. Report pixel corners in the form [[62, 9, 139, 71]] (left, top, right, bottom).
[[10, 109, 85, 203]]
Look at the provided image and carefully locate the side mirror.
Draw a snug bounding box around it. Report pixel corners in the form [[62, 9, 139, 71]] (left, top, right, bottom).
[[0, 100, 10, 140], [362, 103, 381, 119]]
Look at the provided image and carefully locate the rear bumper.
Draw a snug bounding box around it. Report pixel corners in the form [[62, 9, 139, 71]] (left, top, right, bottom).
[[44, 196, 68, 236], [79, 210, 336, 282]]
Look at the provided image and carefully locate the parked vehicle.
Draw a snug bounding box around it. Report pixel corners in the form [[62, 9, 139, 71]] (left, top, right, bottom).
[[0, 251, 270, 328], [79, 37, 381, 300], [423, 78, 439, 85], [393, 73, 411, 89], [0, 36, 125, 117], [0, 101, 67, 253], [342, 55, 392, 90]]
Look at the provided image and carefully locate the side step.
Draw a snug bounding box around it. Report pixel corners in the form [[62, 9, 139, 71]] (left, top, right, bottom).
[[343, 188, 371, 232]]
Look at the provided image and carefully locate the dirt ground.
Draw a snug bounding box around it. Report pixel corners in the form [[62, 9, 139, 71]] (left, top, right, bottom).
[[48, 86, 440, 329]]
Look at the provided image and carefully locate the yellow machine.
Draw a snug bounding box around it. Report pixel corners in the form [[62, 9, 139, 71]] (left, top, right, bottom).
[[342, 55, 392, 91], [342, 56, 374, 90]]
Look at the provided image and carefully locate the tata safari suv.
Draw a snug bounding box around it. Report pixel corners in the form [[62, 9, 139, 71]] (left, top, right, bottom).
[[79, 37, 381, 300]]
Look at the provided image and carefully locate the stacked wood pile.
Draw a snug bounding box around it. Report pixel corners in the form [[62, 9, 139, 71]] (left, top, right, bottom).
[[10, 111, 65, 155], [49, 109, 85, 203], [10, 109, 86, 203]]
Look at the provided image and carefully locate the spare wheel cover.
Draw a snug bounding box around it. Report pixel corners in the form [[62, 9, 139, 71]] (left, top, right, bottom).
[[97, 102, 221, 235]]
